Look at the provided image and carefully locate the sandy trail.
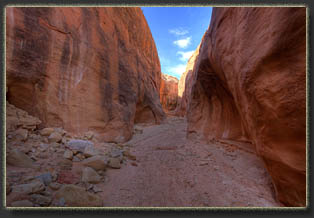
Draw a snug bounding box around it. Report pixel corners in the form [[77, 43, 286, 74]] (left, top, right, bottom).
[[100, 116, 279, 207]]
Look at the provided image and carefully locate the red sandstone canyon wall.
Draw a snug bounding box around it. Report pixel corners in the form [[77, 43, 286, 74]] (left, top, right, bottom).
[[175, 45, 200, 117], [159, 73, 178, 111], [187, 7, 306, 206], [6, 7, 165, 143]]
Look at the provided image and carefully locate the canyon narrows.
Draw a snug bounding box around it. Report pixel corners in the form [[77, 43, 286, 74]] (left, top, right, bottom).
[[5, 7, 306, 208]]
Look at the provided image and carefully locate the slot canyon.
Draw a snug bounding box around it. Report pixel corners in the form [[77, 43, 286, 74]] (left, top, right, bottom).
[[5, 7, 306, 208]]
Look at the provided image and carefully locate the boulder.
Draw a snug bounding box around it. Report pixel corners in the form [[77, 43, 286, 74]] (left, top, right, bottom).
[[67, 139, 93, 153], [30, 194, 52, 206], [108, 158, 121, 169], [55, 184, 103, 207], [56, 170, 80, 185], [35, 173, 52, 186], [82, 155, 108, 171], [48, 132, 62, 143], [81, 167, 101, 184], [6, 102, 41, 132], [13, 128, 28, 141], [57, 158, 73, 170], [40, 128, 54, 136], [11, 180, 45, 195], [83, 145, 99, 158], [7, 149, 35, 168], [49, 182, 62, 190]]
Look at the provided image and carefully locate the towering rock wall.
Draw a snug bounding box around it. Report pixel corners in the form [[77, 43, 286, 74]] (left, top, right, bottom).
[[6, 7, 165, 143], [159, 73, 178, 111], [187, 7, 306, 206], [175, 45, 200, 117]]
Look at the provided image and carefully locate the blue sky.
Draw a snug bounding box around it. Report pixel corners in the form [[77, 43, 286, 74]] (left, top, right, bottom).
[[141, 7, 212, 79]]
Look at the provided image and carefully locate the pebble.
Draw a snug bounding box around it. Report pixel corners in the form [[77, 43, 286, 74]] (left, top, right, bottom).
[[108, 158, 121, 169], [63, 150, 73, 160], [49, 182, 62, 190], [30, 194, 52, 206]]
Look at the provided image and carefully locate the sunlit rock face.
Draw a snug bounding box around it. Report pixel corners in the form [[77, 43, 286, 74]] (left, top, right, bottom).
[[6, 7, 165, 143], [159, 73, 178, 111], [175, 44, 200, 117], [187, 7, 306, 206]]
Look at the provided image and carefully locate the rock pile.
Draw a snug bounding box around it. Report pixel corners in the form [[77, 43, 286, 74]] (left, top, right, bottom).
[[6, 102, 137, 207]]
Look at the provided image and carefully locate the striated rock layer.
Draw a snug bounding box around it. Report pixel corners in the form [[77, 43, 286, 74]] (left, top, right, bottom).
[[159, 73, 178, 111], [175, 45, 200, 117], [187, 7, 306, 206], [6, 7, 165, 143]]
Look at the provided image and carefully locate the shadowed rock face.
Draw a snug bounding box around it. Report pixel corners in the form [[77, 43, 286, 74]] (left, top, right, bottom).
[[6, 7, 165, 143], [159, 73, 178, 111], [187, 7, 306, 206], [175, 45, 200, 117]]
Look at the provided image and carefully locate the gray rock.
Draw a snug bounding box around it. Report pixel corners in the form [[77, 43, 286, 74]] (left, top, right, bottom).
[[11, 180, 45, 195], [67, 139, 94, 153], [49, 182, 62, 190], [110, 149, 123, 159], [58, 197, 66, 207], [83, 145, 99, 158], [30, 194, 52, 206], [35, 173, 52, 186], [72, 156, 81, 162], [54, 127, 67, 136]]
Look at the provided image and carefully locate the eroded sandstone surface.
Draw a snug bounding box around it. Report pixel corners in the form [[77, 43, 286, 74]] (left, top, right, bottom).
[[175, 45, 200, 117], [160, 73, 178, 111], [186, 7, 306, 206], [6, 7, 165, 143]]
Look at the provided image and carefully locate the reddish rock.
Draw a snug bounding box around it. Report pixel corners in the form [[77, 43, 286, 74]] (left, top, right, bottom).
[[57, 170, 80, 184], [159, 73, 178, 111], [175, 45, 200, 117], [6, 101, 41, 132], [6, 7, 165, 143], [187, 8, 306, 206]]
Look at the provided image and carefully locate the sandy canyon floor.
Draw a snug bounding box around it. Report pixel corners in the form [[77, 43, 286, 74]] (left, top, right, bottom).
[[100, 115, 279, 207]]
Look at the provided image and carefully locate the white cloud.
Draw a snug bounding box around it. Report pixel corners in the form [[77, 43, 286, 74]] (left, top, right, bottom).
[[176, 50, 194, 62], [165, 64, 186, 78], [173, 37, 192, 49], [169, 28, 189, 36]]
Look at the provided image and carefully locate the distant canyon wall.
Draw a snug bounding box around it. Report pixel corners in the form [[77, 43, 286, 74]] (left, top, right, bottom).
[[159, 73, 178, 111], [186, 7, 306, 206], [6, 7, 165, 143]]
